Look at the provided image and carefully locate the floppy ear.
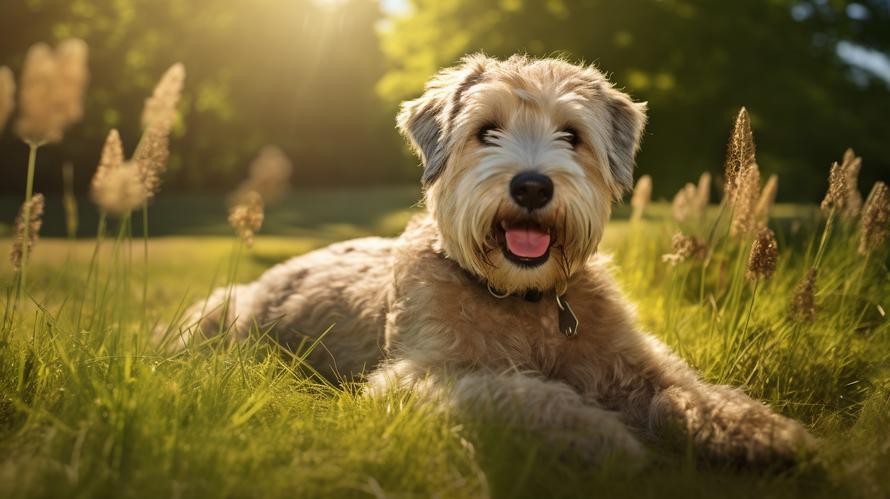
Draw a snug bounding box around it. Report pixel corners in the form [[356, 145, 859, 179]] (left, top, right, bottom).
[[397, 95, 448, 185], [603, 88, 648, 198], [397, 55, 489, 185]]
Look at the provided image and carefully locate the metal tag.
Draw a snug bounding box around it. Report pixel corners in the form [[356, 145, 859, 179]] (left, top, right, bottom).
[[556, 294, 579, 337]]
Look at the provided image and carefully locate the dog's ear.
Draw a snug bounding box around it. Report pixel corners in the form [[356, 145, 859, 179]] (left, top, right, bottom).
[[603, 87, 648, 198], [397, 94, 448, 185], [397, 55, 489, 185]]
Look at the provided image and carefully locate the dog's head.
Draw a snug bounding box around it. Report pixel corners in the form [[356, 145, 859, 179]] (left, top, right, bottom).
[[398, 54, 647, 294]]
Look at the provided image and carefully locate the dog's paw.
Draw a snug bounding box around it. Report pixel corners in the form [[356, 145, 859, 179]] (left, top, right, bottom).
[[743, 415, 818, 466], [551, 419, 648, 470]]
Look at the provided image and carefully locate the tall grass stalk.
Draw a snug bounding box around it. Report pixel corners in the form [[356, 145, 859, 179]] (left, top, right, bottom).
[[16, 143, 39, 306]]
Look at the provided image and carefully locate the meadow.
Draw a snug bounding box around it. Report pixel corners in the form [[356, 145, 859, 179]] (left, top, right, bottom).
[[1, 188, 889, 498]]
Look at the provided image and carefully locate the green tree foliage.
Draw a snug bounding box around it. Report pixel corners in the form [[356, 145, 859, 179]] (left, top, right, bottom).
[[0, 0, 402, 193], [0, 0, 887, 200], [379, 0, 890, 200]]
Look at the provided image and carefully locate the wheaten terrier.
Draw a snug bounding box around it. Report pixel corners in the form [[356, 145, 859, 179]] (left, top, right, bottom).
[[183, 54, 814, 465]]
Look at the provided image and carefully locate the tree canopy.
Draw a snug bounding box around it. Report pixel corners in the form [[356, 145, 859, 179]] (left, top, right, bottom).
[[1, 0, 887, 200]]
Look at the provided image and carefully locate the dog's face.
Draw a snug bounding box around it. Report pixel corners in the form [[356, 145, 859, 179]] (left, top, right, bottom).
[[398, 54, 647, 294]]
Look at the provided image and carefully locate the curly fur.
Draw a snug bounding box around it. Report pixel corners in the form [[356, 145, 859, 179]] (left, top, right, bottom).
[[180, 54, 814, 466]]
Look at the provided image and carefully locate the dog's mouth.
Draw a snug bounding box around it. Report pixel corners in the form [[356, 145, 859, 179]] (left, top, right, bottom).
[[494, 219, 553, 267]]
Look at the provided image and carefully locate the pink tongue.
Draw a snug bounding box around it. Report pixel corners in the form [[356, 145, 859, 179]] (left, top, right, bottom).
[[505, 228, 551, 258]]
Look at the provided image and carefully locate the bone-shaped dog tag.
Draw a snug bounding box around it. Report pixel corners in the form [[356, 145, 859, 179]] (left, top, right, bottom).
[[556, 294, 579, 337]]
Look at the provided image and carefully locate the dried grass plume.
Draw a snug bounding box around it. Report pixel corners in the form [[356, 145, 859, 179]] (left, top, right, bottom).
[[0, 66, 14, 134], [10, 193, 45, 270], [229, 191, 265, 248], [820, 161, 848, 214], [731, 163, 761, 237], [859, 181, 890, 255], [841, 148, 863, 219], [662, 232, 707, 266], [231, 146, 294, 206], [91, 162, 148, 216], [62, 162, 78, 239], [755, 174, 778, 222], [789, 268, 818, 323], [672, 172, 710, 223], [696, 172, 711, 211], [15, 39, 89, 145], [136, 63, 185, 199], [747, 227, 778, 281], [671, 183, 697, 223], [135, 126, 171, 199], [630, 174, 652, 222], [724, 107, 756, 204], [142, 63, 185, 132], [90, 129, 124, 201], [54, 39, 90, 127]]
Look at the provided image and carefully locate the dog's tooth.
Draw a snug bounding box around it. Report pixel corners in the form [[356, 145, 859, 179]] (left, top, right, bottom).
[[500, 220, 508, 230]]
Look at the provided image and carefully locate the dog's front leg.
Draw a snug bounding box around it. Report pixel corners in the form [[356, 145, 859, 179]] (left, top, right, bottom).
[[367, 359, 646, 463], [645, 375, 816, 465]]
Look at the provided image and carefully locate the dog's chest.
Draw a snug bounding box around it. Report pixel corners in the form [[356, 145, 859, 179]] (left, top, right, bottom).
[[446, 291, 591, 373]]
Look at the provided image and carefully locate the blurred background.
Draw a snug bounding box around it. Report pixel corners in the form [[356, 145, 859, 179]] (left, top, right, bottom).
[[1, 0, 888, 207]]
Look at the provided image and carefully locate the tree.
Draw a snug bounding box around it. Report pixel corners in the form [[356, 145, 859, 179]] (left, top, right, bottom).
[[379, 0, 890, 200]]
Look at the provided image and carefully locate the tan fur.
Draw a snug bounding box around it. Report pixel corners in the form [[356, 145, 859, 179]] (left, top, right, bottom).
[[182, 55, 814, 466]]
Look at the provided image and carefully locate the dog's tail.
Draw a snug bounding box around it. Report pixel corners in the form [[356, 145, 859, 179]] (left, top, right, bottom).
[[155, 283, 260, 351]]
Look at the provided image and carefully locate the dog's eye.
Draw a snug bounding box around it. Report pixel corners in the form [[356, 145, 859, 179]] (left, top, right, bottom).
[[477, 123, 500, 145], [558, 127, 580, 148]]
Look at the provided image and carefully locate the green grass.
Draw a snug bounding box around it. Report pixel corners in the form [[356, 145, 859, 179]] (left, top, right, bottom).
[[1, 191, 888, 499]]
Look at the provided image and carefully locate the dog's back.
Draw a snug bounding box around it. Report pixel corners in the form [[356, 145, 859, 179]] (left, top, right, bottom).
[[179, 236, 395, 380]]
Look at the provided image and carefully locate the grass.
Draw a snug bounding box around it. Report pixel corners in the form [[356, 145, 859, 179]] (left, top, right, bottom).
[[0, 190, 888, 499]]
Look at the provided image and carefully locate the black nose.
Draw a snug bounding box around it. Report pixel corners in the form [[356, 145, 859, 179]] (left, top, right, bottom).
[[510, 172, 554, 210]]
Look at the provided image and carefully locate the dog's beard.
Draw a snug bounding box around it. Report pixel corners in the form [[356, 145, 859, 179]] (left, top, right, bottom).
[[429, 148, 608, 295]]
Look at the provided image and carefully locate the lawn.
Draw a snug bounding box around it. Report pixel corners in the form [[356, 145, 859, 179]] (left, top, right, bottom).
[[0, 189, 888, 499]]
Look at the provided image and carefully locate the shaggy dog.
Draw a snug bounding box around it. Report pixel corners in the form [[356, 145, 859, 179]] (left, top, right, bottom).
[[184, 54, 814, 465]]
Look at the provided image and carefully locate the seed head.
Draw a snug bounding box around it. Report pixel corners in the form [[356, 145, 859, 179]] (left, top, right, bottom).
[[91, 129, 124, 196], [671, 182, 697, 223], [789, 268, 818, 323], [747, 227, 778, 281], [0, 66, 14, 134], [231, 146, 294, 206], [662, 232, 707, 266], [10, 193, 45, 270], [630, 175, 652, 222], [841, 148, 863, 219], [695, 172, 711, 212], [54, 39, 90, 126], [755, 174, 778, 222], [15, 40, 89, 145], [820, 161, 848, 214], [91, 162, 147, 216], [134, 126, 170, 199], [730, 163, 761, 237], [62, 162, 78, 239], [142, 63, 185, 132], [724, 107, 756, 204], [134, 63, 185, 199], [859, 181, 890, 255], [228, 191, 264, 248]]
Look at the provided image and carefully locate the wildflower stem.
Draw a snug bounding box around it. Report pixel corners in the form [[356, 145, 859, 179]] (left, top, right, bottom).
[[79, 212, 106, 330], [141, 202, 149, 332], [813, 208, 835, 270]]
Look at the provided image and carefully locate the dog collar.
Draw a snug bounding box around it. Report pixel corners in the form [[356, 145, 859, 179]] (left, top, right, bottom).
[[439, 250, 580, 337]]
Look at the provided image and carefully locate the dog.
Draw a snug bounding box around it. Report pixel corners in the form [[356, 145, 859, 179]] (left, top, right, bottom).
[[182, 54, 814, 465]]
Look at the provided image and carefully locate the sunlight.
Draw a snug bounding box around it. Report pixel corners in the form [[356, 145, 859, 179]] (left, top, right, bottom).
[[311, 0, 349, 8]]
